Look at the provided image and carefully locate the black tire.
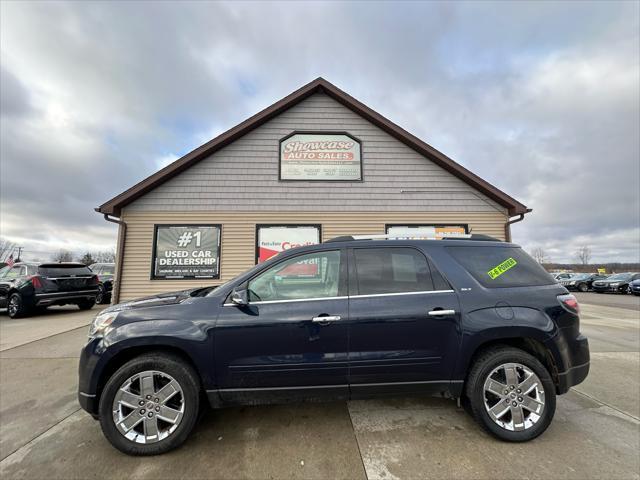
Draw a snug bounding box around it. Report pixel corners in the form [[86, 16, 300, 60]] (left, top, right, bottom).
[[99, 353, 200, 455], [77, 299, 96, 310], [95, 285, 106, 304], [578, 283, 588, 292], [465, 346, 556, 442], [7, 293, 29, 318]]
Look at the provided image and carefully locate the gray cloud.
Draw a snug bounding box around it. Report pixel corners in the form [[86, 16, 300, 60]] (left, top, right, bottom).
[[1, 0, 638, 262]]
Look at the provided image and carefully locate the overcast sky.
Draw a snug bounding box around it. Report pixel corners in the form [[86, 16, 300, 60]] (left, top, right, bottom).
[[1, 0, 638, 264]]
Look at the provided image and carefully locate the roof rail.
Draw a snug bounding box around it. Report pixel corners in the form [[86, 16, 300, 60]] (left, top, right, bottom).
[[325, 233, 502, 243]]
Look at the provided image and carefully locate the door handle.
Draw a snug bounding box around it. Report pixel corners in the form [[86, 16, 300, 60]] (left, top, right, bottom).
[[427, 309, 456, 317], [311, 315, 341, 324]]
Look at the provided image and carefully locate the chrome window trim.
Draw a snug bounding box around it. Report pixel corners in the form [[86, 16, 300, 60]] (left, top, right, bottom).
[[223, 295, 348, 307], [350, 289, 454, 299], [222, 289, 454, 307]]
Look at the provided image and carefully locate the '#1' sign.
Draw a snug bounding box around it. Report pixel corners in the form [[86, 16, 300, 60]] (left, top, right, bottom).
[[280, 133, 362, 181]]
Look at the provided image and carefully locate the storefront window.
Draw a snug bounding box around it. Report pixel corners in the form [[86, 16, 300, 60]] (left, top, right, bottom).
[[256, 225, 321, 264], [151, 225, 221, 279]]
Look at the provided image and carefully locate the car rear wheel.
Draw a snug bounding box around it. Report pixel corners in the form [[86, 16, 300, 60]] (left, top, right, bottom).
[[578, 283, 588, 292], [465, 346, 556, 442], [77, 299, 96, 310], [95, 285, 105, 304], [99, 353, 200, 455], [7, 293, 28, 319]]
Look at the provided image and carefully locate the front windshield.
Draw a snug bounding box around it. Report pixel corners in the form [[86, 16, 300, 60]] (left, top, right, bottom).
[[606, 273, 632, 281], [571, 274, 589, 280]]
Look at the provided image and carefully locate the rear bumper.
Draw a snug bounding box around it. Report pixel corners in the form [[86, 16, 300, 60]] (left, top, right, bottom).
[[556, 334, 590, 394], [35, 289, 98, 306]]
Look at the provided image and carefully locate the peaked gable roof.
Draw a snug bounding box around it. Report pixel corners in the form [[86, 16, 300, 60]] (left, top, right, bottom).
[[97, 77, 529, 217]]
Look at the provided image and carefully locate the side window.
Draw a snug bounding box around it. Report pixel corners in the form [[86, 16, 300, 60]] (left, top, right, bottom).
[[354, 247, 434, 295], [248, 250, 342, 302], [4, 266, 23, 279]]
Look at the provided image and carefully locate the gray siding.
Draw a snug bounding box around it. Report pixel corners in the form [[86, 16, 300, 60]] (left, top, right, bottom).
[[126, 93, 506, 213]]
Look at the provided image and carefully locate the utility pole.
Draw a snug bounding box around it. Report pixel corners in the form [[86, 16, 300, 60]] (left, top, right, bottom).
[[16, 246, 23, 260]]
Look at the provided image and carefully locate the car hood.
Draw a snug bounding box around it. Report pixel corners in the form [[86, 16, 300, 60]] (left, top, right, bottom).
[[101, 288, 199, 313]]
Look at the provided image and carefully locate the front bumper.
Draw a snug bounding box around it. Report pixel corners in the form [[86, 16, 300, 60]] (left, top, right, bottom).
[[78, 391, 99, 419], [592, 284, 624, 293], [78, 337, 104, 416]]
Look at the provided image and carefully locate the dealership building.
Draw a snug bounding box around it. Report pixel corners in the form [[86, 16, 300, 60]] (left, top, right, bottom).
[[97, 78, 530, 303]]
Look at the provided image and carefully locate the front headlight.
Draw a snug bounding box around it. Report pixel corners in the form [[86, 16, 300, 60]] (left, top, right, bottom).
[[610, 283, 619, 287], [569, 281, 576, 285], [88, 311, 118, 339]]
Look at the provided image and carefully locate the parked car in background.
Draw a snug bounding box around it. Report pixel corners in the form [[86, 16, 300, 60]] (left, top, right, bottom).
[[559, 273, 607, 292], [552, 273, 573, 281], [592, 273, 640, 294], [629, 278, 640, 296], [0, 262, 99, 318], [89, 263, 115, 304], [79, 235, 590, 455]]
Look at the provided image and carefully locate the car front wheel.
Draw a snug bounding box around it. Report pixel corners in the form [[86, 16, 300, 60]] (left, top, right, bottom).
[[578, 283, 588, 292], [465, 346, 556, 442], [7, 293, 28, 318], [99, 353, 200, 455]]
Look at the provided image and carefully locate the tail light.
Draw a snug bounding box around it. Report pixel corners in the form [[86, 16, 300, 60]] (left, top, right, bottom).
[[89, 275, 99, 286], [558, 293, 580, 314], [29, 275, 43, 288]]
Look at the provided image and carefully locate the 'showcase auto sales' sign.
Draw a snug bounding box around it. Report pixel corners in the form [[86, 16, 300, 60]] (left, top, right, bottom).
[[280, 133, 361, 181], [153, 225, 221, 279]]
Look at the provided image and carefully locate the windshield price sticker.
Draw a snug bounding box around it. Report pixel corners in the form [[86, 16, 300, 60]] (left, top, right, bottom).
[[487, 257, 518, 280]]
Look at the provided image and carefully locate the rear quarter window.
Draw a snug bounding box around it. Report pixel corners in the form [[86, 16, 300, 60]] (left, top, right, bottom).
[[446, 246, 554, 288]]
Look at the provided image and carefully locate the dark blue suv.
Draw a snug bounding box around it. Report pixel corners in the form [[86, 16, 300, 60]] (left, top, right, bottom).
[[78, 235, 590, 455]]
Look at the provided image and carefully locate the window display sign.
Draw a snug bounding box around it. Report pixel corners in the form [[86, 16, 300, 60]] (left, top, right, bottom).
[[152, 225, 221, 279], [280, 133, 362, 181], [256, 225, 321, 266], [386, 225, 468, 239]]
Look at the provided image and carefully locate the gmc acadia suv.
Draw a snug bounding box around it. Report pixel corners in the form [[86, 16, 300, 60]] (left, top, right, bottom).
[[78, 235, 590, 455]]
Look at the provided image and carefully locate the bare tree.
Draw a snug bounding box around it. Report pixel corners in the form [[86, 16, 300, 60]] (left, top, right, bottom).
[[530, 247, 549, 264], [52, 249, 74, 262], [94, 249, 116, 263], [78, 252, 96, 266], [574, 245, 592, 265], [0, 239, 16, 262]]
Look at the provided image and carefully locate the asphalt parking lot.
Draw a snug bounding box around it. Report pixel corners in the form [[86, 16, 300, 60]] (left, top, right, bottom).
[[0, 293, 638, 480]]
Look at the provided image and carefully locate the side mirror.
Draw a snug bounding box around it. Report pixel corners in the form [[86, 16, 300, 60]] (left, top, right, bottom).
[[230, 288, 248, 306]]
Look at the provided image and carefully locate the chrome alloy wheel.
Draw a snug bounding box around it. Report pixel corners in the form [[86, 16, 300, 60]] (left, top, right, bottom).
[[8, 296, 19, 317], [112, 370, 185, 444], [483, 362, 545, 432]]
